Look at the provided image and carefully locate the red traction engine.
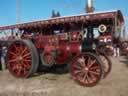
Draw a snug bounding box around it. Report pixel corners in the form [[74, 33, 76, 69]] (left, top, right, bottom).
[[0, 10, 116, 87], [7, 31, 110, 87]]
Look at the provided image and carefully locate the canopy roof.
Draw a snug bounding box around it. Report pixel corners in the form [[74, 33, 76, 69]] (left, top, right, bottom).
[[0, 10, 124, 31]]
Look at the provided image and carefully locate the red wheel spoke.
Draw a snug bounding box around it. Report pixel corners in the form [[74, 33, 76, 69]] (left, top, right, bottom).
[[22, 62, 31, 69], [89, 70, 100, 76], [22, 53, 31, 58], [21, 47, 28, 55], [8, 52, 17, 56], [74, 70, 81, 74], [85, 73, 90, 84], [87, 56, 91, 67], [81, 73, 88, 83], [23, 59, 31, 62], [24, 64, 30, 69], [76, 72, 84, 80], [88, 59, 96, 68], [14, 45, 21, 54], [77, 57, 85, 67], [8, 59, 17, 63], [12, 65, 18, 71], [74, 63, 82, 70], [25, 56, 31, 59], [89, 72, 96, 82], [17, 69, 22, 76], [90, 66, 99, 70]]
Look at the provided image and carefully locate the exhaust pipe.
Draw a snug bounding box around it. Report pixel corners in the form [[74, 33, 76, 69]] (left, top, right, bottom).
[[87, 0, 93, 8], [85, 0, 94, 13]]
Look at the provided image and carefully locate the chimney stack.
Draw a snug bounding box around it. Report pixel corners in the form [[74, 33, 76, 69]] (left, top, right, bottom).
[[85, 0, 95, 13]]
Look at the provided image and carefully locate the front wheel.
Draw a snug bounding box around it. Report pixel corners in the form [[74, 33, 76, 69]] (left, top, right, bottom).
[[70, 52, 104, 87]]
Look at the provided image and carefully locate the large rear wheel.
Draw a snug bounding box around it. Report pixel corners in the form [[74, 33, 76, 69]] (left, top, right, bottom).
[[7, 40, 39, 78], [70, 52, 104, 87]]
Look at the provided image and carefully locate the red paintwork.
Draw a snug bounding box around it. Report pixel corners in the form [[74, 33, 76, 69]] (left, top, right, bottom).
[[22, 31, 82, 65], [97, 35, 113, 48], [56, 42, 81, 64], [56, 42, 71, 64], [58, 33, 68, 40], [97, 35, 112, 46], [68, 43, 81, 54], [97, 35, 113, 56], [69, 31, 83, 42], [44, 45, 56, 53], [97, 35, 112, 39]]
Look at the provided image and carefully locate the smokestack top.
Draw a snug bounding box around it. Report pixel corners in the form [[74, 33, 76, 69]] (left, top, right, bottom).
[[87, 0, 93, 8], [85, 0, 94, 13]]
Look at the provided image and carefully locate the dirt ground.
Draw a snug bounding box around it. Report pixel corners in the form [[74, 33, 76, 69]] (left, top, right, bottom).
[[0, 56, 128, 96]]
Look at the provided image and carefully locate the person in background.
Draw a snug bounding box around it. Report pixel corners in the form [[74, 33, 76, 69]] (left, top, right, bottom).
[[15, 33, 20, 40], [0, 44, 2, 70], [113, 44, 120, 57], [2, 46, 7, 69]]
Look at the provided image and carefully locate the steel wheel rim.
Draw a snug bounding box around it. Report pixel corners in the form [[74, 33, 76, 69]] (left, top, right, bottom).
[[99, 55, 111, 78], [7, 41, 32, 77], [71, 54, 102, 86]]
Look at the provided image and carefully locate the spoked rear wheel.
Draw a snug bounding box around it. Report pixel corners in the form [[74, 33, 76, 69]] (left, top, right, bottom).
[[70, 52, 104, 87], [7, 40, 39, 78]]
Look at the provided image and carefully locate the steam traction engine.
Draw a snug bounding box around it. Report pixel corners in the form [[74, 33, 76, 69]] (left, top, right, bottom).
[[0, 10, 124, 86]]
